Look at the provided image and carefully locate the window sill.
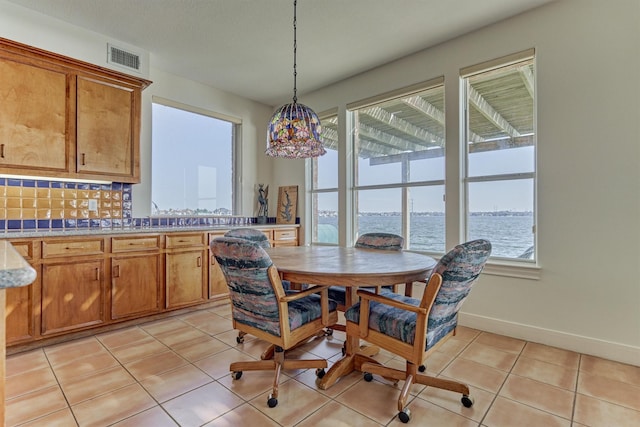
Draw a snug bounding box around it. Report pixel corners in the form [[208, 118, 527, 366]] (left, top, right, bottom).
[[483, 259, 541, 280]]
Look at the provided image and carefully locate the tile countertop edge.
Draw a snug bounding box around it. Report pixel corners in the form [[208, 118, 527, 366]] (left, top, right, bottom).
[[0, 224, 300, 239], [0, 241, 37, 289]]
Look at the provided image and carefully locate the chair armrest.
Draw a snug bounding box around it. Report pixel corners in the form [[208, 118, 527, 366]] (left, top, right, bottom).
[[279, 285, 329, 302], [356, 289, 427, 315]]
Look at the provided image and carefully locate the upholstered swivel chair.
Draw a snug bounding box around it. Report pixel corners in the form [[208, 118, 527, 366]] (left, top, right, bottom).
[[223, 228, 311, 361], [210, 237, 338, 408], [344, 239, 491, 423]]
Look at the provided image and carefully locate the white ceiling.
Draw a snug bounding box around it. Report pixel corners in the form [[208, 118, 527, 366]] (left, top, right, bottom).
[[8, 0, 554, 106]]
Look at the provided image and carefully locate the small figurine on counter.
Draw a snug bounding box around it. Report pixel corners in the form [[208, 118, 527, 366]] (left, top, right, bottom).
[[257, 184, 268, 223]]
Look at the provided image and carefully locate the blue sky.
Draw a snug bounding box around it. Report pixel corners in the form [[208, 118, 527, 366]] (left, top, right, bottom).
[[151, 103, 233, 212]]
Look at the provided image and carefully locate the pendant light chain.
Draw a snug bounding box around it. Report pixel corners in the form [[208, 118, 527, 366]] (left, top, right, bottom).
[[265, 0, 325, 158], [292, 0, 298, 104]]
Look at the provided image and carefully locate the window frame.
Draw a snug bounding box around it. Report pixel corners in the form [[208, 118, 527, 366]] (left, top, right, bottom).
[[460, 49, 539, 267], [347, 77, 447, 254], [309, 108, 340, 246]]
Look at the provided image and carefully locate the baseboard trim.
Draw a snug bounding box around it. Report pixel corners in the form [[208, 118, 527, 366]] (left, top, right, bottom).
[[458, 312, 640, 367]]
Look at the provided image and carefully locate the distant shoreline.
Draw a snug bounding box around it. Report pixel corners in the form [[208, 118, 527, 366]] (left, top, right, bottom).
[[318, 211, 533, 217]]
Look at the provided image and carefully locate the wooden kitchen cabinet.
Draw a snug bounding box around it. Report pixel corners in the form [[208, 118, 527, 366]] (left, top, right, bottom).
[[40, 237, 106, 336], [0, 37, 150, 183], [76, 76, 139, 180], [0, 55, 70, 173], [208, 232, 228, 299], [110, 235, 162, 319], [41, 259, 105, 335], [165, 233, 207, 309], [4, 226, 298, 349], [5, 240, 39, 345], [273, 228, 298, 247]]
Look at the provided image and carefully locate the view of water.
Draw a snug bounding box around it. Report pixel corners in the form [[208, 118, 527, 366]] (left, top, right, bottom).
[[318, 214, 534, 259]]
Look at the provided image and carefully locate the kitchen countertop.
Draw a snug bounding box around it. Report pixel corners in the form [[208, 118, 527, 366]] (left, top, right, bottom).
[[0, 224, 299, 239], [0, 240, 37, 289]]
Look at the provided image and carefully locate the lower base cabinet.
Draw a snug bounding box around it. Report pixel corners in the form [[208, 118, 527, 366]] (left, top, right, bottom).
[[5, 226, 297, 348], [166, 249, 207, 308], [6, 285, 36, 344], [111, 253, 161, 319], [41, 260, 105, 335], [208, 232, 228, 299]]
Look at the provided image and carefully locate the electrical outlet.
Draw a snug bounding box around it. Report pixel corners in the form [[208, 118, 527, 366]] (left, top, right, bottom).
[[88, 199, 98, 211]]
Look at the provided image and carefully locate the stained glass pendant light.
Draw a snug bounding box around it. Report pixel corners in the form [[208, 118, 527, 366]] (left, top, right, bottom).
[[266, 0, 325, 158]]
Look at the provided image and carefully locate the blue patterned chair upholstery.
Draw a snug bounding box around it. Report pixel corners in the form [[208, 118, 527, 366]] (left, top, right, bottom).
[[224, 228, 271, 248], [328, 232, 405, 312], [354, 232, 404, 251], [210, 237, 338, 408], [224, 228, 302, 291], [344, 239, 491, 423]]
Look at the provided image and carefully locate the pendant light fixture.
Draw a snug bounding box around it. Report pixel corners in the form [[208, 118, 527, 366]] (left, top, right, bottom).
[[266, 0, 326, 158]]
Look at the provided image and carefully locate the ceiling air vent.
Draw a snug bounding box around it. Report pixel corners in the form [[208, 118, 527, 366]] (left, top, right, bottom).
[[107, 43, 141, 72]]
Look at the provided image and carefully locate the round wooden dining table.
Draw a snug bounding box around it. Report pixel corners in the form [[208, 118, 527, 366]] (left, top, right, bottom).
[[265, 245, 437, 390]]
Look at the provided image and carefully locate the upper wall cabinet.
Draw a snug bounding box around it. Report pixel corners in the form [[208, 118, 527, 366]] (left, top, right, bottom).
[[0, 38, 151, 183], [0, 52, 70, 173]]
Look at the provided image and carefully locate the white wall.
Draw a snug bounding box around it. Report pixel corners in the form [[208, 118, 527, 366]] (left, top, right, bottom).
[[0, 0, 273, 218], [300, 0, 640, 365]]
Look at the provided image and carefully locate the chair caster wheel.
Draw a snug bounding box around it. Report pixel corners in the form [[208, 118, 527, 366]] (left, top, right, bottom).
[[418, 364, 426, 372], [316, 368, 326, 378], [325, 328, 333, 336], [267, 395, 278, 408], [236, 335, 244, 344], [398, 408, 411, 423], [231, 371, 242, 380], [461, 395, 474, 408], [363, 372, 373, 382]]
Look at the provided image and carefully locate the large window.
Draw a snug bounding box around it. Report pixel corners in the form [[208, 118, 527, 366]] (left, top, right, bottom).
[[461, 51, 536, 261], [350, 79, 446, 252], [151, 99, 238, 215], [310, 112, 339, 244]]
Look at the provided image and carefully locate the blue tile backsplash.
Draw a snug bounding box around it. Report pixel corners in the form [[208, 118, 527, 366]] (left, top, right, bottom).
[[0, 178, 268, 232]]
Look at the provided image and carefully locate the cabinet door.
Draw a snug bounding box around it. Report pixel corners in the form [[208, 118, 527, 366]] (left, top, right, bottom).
[[76, 76, 135, 178], [41, 260, 104, 335], [208, 232, 227, 299], [166, 250, 207, 308], [6, 283, 36, 344], [0, 58, 68, 171], [6, 240, 39, 344], [112, 254, 161, 319], [209, 254, 228, 299]]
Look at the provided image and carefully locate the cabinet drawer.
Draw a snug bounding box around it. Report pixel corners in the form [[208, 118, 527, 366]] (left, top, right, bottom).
[[42, 238, 104, 258], [9, 240, 35, 261], [274, 229, 297, 242], [166, 233, 205, 248], [112, 235, 161, 252], [208, 232, 226, 244]]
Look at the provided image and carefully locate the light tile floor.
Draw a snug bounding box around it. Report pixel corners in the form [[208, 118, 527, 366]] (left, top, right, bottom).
[[6, 302, 640, 427]]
